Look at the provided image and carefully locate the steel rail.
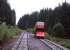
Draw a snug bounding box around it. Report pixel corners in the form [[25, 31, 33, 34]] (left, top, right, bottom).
[[40, 39, 69, 50], [12, 32, 24, 50]]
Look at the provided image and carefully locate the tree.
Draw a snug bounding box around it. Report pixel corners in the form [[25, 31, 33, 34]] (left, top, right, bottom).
[[18, 14, 30, 29], [0, 0, 16, 25]]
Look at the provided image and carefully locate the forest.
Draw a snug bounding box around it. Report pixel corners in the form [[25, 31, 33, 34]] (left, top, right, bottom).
[[0, 0, 17, 45], [18, 2, 70, 37], [0, 0, 70, 48], [0, 0, 16, 25]]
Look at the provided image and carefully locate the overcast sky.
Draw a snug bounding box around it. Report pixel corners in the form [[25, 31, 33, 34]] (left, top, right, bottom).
[[8, 0, 70, 24]]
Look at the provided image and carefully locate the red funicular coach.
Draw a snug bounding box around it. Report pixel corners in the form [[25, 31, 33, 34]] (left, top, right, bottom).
[[34, 22, 45, 38]]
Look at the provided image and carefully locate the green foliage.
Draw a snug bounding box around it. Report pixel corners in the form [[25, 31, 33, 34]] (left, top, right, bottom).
[[45, 33, 70, 48], [0, 24, 8, 41], [47, 27, 52, 34], [52, 23, 64, 37], [0, 24, 17, 43], [61, 39, 70, 48], [26, 28, 35, 33]]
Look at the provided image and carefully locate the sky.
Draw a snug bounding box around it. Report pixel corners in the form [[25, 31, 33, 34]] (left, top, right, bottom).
[[7, 0, 70, 24]]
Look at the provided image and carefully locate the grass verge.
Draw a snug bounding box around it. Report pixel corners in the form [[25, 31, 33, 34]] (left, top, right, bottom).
[[45, 32, 70, 48], [0, 24, 22, 44]]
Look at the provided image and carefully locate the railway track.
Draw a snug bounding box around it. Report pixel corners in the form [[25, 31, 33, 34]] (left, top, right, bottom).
[[40, 39, 69, 50], [12, 31, 28, 50], [11, 32, 69, 50], [28, 33, 69, 50]]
